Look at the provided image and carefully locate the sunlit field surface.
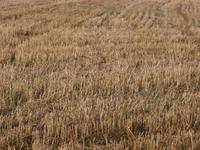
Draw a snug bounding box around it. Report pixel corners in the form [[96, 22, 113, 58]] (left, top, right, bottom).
[[0, 0, 200, 149]]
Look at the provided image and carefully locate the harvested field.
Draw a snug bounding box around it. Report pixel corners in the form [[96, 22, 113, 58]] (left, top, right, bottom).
[[0, 0, 200, 149]]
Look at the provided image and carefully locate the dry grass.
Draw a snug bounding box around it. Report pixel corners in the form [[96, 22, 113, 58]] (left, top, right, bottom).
[[0, 0, 200, 149]]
